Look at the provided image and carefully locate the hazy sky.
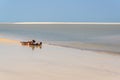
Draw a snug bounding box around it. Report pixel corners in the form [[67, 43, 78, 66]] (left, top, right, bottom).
[[0, 0, 120, 22]]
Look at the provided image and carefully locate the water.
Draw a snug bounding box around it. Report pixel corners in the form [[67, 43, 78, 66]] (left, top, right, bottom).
[[0, 24, 120, 44], [0, 24, 120, 53]]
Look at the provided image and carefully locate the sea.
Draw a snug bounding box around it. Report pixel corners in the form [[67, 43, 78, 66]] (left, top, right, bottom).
[[0, 24, 120, 52]]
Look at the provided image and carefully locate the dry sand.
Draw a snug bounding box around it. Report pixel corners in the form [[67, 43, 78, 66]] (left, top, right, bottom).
[[0, 38, 19, 44], [0, 38, 120, 80]]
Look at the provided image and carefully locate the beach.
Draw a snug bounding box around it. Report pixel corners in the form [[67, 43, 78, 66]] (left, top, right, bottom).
[[0, 38, 120, 80], [0, 23, 120, 80], [0, 0, 120, 79]]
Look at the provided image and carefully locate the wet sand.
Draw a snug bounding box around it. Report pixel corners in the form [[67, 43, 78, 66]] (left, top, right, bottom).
[[0, 38, 120, 80], [48, 41, 120, 53]]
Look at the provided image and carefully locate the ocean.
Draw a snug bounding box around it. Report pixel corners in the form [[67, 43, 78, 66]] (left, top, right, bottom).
[[0, 24, 120, 52]]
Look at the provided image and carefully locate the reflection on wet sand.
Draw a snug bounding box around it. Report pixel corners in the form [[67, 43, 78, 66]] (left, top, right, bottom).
[[21, 43, 42, 50]]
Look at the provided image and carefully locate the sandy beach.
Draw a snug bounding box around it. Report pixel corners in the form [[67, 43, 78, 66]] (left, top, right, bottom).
[[0, 0, 120, 79], [0, 38, 120, 80]]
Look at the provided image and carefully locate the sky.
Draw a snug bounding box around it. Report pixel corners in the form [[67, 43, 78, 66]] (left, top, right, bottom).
[[0, 0, 120, 22]]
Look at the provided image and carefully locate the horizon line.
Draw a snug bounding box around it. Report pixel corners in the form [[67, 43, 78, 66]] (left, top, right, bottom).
[[0, 22, 120, 24]]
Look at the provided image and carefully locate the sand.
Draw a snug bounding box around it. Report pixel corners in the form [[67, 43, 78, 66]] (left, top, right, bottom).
[[0, 38, 120, 80], [0, 38, 19, 44], [48, 41, 120, 53]]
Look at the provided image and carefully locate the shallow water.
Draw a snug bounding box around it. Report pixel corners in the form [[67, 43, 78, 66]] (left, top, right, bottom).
[[0, 24, 120, 52]]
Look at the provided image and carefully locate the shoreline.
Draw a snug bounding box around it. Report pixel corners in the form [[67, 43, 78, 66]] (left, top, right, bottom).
[[0, 38, 120, 54], [47, 41, 120, 54], [1, 38, 119, 54]]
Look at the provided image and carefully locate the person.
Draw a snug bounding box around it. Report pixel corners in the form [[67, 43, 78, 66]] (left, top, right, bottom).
[[32, 40, 36, 43]]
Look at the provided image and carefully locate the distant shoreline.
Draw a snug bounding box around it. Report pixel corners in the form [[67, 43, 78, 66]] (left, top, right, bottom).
[[0, 22, 120, 24]]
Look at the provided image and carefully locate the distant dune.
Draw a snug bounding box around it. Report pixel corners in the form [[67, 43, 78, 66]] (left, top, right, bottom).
[[0, 22, 120, 24]]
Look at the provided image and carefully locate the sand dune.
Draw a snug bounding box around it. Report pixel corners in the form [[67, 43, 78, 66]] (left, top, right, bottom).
[[0, 38, 19, 44]]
